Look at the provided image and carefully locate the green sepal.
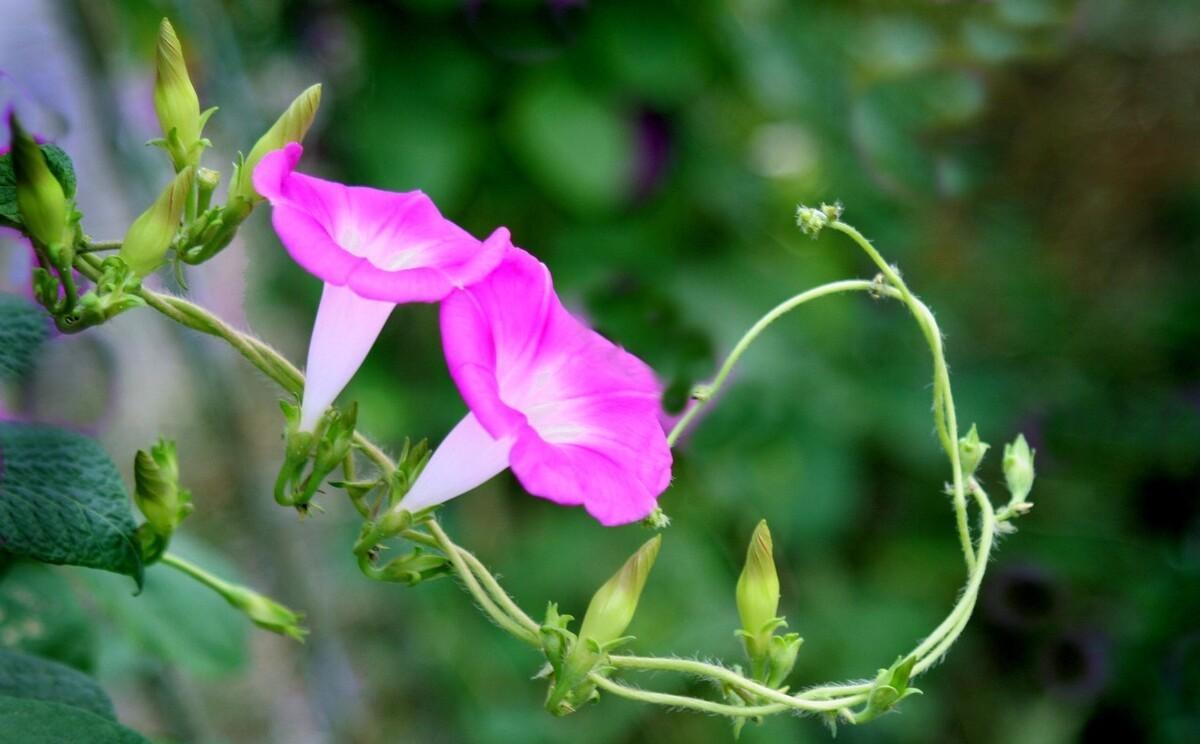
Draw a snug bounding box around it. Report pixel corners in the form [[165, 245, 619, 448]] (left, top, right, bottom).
[[54, 257, 145, 333], [856, 655, 921, 722], [358, 547, 451, 586], [273, 400, 356, 511]]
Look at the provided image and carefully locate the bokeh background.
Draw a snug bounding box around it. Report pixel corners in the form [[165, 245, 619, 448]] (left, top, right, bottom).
[[2, 0, 1198, 742]]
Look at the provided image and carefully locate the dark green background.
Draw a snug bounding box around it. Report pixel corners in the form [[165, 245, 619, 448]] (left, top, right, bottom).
[[4, 0, 1198, 742]]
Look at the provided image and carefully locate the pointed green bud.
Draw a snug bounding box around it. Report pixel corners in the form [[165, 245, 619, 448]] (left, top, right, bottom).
[[9, 113, 68, 248], [1003, 434, 1035, 505], [958, 424, 989, 478], [231, 83, 322, 203], [858, 655, 921, 722], [133, 438, 194, 537], [154, 19, 202, 170], [578, 535, 661, 648], [353, 506, 413, 557], [545, 538, 661, 716], [736, 520, 781, 661], [120, 167, 194, 276], [314, 400, 356, 474], [223, 584, 307, 641], [765, 632, 804, 688], [539, 603, 576, 671]]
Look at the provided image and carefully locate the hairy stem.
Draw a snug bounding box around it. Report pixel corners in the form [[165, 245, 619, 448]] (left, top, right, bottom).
[[666, 279, 901, 446], [827, 221, 975, 573], [73, 214, 1010, 725]]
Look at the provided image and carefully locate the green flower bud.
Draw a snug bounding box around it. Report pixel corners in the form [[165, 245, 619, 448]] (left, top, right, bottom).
[[1003, 434, 1036, 509], [196, 167, 220, 212], [539, 603, 575, 671], [230, 83, 322, 203], [958, 424, 989, 478], [133, 438, 193, 537], [178, 197, 253, 265], [795, 202, 840, 238], [223, 584, 307, 641], [736, 520, 781, 661], [314, 400, 356, 475], [153, 19, 202, 171], [859, 656, 921, 722], [120, 167, 194, 277], [544, 537, 661, 716], [9, 113, 68, 249], [765, 632, 804, 688], [577, 535, 661, 649]]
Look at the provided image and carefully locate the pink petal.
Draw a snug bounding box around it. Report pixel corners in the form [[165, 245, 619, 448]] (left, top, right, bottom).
[[401, 412, 514, 513], [253, 143, 504, 303], [301, 282, 394, 431], [439, 246, 672, 525]]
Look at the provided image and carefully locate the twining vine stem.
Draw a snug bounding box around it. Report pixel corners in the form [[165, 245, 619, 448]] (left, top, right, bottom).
[[72, 216, 1014, 722]]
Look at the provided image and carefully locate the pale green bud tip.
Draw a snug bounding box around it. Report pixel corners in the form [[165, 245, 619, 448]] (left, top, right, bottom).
[[227, 587, 308, 642], [120, 166, 194, 276], [235, 83, 323, 202], [9, 113, 68, 248], [736, 519, 781, 643], [795, 202, 842, 238], [578, 535, 661, 646], [133, 438, 193, 536], [154, 19, 201, 154], [1003, 434, 1036, 505], [958, 424, 990, 477]]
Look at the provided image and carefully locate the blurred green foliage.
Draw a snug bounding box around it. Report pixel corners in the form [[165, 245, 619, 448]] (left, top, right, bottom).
[[6, 0, 1197, 741]]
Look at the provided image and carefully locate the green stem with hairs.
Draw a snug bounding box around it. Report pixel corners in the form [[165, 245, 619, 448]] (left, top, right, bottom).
[[71, 213, 1023, 725]]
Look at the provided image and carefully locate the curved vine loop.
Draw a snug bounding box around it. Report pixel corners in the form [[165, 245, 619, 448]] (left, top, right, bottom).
[[71, 204, 1033, 729]]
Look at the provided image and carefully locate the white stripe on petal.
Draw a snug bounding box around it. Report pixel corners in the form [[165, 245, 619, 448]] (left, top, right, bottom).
[[300, 282, 394, 431], [401, 412, 514, 512]]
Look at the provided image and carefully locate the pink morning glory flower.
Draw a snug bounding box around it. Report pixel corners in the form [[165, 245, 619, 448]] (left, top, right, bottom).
[[254, 143, 507, 431], [401, 245, 673, 526]]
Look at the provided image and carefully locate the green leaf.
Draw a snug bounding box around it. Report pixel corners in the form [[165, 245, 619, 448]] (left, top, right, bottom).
[[0, 144, 76, 229], [0, 649, 115, 720], [0, 423, 143, 587], [78, 537, 248, 678], [0, 294, 48, 380], [40, 145, 76, 200], [0, 562, 97, 671], [0, 697, 149, 744]]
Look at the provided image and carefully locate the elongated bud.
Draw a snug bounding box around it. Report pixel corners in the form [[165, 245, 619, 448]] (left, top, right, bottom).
[[133, 438, 193, 537], [154, 19, 202, 170], [9, 113, 68, 248], [1003, 434, 1036, 506], [737, 520, 780, 658], [577, 535, 661, 648], [230, 84, 322, 203], [120, 167, 194, 276], [546, 538, 661, 717], [958, 424, 989, 478], [222, 584, 307, 641]]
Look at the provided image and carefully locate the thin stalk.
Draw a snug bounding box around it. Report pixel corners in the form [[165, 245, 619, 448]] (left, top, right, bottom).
[[667, 279, 900, 446], [827, 221, 976, 573]]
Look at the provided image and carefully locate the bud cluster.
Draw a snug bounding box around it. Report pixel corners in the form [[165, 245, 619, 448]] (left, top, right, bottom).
[[795, 202, 843, 238], [275, 400, 357, 511], [2, 16, 323, 332]]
